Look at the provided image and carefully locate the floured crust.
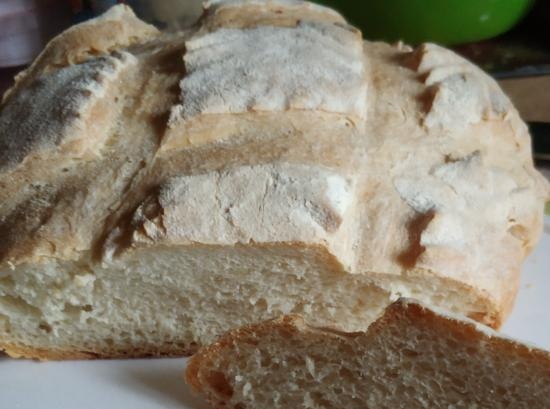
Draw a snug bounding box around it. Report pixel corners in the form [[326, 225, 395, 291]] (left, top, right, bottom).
[[0, 51, 137, 171], [168, 20, 366, 125], [0, 0, 549, 359], [201, 0, 346, 30], [104, 164, 357, 268], [407, 43, 512, 130]]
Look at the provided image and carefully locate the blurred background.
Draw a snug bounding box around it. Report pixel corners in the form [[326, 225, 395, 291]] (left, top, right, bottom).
[[0, 0, 549, 166]]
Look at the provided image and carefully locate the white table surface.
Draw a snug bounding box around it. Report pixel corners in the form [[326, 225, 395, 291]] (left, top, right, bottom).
[[1, 217, 549, 409]]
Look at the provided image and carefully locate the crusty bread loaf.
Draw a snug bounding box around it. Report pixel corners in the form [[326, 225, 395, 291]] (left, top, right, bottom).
[[0, 1, 548, 360], [186, 299, 550, 409]]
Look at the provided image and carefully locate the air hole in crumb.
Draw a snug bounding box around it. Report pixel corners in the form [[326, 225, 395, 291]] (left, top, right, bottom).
[[243, 338, 259, 347], [38, 322, 52, 333], [82, 304, 93, 312], [260, 354, 272, 367], [338, 367, 354, 381], [496, 385, 507, 395], [205, 371, 233, 398], [444, 154, 456, 163], [385, 370, 399, 379], [401, 349, 420, 358], [451, 377, 466, 391], [254, 298, 268, 312], [311, 392, 331, 407]]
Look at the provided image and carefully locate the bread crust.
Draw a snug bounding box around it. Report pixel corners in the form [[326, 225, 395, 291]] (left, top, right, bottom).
[[0, 0, 548, 358], [1, 342, 198, 361], [2, 5, 159, 105]]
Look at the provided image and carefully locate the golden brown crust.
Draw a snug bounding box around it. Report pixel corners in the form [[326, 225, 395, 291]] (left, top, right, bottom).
[[2, 5, 159, 104], [201, 0, 346, 30]]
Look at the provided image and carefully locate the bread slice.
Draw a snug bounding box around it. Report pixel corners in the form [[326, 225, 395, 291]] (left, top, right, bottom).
[[0, 0, 548, 360], [186, 299, 550, 409]]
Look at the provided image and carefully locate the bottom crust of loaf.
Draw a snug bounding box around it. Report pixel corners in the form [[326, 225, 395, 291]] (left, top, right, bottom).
[[1, 341, 199, 361]]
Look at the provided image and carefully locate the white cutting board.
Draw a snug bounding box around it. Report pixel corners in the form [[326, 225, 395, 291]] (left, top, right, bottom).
[[1, 217, 549, 409]]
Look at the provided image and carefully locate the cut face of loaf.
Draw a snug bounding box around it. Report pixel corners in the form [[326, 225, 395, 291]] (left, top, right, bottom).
[[1, 243, 390, 359], [0, 0, 549, 359], [186, 299, 550, 409], [0, 163, 391, 358]]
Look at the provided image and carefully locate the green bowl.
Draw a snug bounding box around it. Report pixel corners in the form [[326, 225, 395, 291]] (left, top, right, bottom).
[[319, 0, 534, 45]]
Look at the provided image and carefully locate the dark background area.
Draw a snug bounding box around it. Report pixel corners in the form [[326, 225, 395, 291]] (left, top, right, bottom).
[[456, 0, 550, 77]]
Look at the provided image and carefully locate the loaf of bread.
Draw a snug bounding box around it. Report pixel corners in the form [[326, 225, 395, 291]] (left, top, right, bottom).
[[186, 299, 550, 409], [0, 1, 548, 359]]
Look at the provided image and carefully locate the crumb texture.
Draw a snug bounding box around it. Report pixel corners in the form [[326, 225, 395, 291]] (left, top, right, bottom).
[[0, 245, 389, 358], [188, 301, 550, 409]]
